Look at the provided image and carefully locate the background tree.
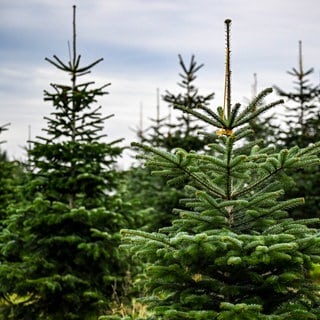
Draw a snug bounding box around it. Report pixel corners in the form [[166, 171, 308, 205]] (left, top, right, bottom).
[[143, 88, 170, 148], [122, 20, 320, 320], [0, 6, 139, 319], [0, 123, 26, 226], [162, 54, 215, 152], [274, 40, 320, 148], [247, 73, 279, 147], [274, 41, 320, 219], [126, 55, 215, 232]]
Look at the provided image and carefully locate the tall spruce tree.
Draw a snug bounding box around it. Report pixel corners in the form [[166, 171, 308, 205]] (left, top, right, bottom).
[[0, 6, 135, 319], [274, 41, 320, 219], [122, 20, 320, 319]]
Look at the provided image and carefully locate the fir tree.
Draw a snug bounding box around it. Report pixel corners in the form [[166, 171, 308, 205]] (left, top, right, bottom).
[[247, 74, 278, 147], [127, 56, 215, 232], [274, 41, 320, 219], [274, 40, 320, 147], [0, 6, 136, 319], [163, 54, 215, 152], [137, 55, 215, 152], [126, 89, 180, 231], [122, 20, 320, 319]]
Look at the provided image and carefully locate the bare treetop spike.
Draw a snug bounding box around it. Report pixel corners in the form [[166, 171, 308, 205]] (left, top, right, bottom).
[[223, 19, 232, 120]]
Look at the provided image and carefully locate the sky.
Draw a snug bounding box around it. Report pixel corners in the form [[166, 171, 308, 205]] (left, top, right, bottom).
[[1, 0, 320, 167]]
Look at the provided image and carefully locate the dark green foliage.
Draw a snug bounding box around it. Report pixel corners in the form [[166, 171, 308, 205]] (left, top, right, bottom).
[[124, 166, 181, 231], [0, 198, 131, 319], [123, 90, 320, 319], [0, 7, 137, 319], [0, 124, 26, 221], [122, 21, 320, 319], [126, 55, 215, 232], [0, 155, 25, 221]]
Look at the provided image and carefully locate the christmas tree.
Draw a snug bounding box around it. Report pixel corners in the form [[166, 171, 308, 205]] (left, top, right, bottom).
[[274, 41, 320, 219], [274, 40, 320, 147], [126, 55, 215, 232], [138, 54, 214, 152], [163, 54, 215, 152], [122, 20, 320, 319], [0, 6, 136, 319]]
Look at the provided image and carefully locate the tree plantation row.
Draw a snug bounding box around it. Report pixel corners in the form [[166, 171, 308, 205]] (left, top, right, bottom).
[[1, 8, 320, 320]]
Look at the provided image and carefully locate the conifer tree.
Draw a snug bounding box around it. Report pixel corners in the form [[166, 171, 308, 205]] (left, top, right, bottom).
[[137, 55, 215, 152], [274, 41, 320, 147], [247, 74, 278, 147], [122, 20, 320, 319], [0, 155, 25, 222], [274, 41, 320, 219], [0, 6, 136, 319], [127, 56, 215, 232], [163, 54, 215, 152], [126, 89, 180, 231], [144, 88, 170, 148]]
